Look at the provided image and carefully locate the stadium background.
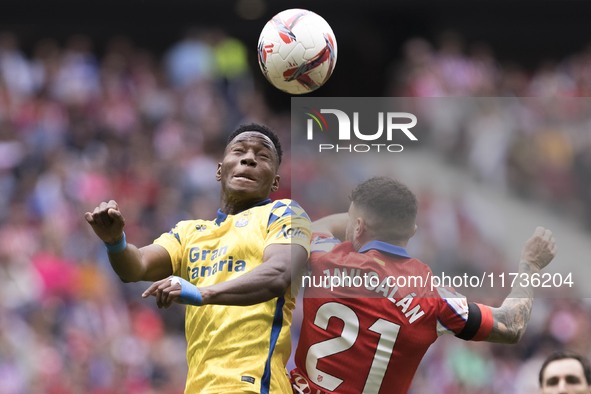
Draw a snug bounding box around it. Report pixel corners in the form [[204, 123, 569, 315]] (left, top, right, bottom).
[[1, 1, 591, 393]]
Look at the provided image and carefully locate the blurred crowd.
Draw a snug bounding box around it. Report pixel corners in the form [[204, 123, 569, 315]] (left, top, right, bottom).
[[0, 27, 590, 394], [391, 32, 591, 231], [0, 29, 289, 394]]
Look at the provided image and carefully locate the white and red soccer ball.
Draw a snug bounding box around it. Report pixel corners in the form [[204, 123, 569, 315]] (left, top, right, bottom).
[[257, 9, 338, 95]]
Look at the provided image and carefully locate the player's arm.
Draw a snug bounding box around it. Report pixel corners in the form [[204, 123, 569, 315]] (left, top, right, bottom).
[[85, 200, 173, 282], [142, 243, 309, 307], [200, 243, 308, 305], [312, 213, 348, 240], [484, 227, 557, 343]]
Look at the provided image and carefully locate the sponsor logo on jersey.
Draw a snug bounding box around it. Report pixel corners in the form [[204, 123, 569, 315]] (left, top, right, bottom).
[[187, 255, 246, 279], [235, 211, 251, 227], [187, 245, 247, 279], [235, 217, 249, 227], [278, 224, 308, 240]]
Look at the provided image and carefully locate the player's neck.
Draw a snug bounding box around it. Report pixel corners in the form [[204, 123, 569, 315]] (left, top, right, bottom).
[[386, 238, 409, 248], [362, 237, 409, 249], [220, 195, 270, 215]]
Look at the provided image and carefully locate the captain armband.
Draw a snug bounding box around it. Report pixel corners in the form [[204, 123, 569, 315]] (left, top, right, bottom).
[[456, 303, 493, 341]]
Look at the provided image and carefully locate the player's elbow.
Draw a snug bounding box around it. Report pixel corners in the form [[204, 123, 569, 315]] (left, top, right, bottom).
[[267, 276, 291, 297], [502, 331, 523, 344], [495, 323, 528, 344], [488, 306, 529, 344], [112, 265, 145, 283], [116, 273, 139, 283], [507, 325, 528, 344]]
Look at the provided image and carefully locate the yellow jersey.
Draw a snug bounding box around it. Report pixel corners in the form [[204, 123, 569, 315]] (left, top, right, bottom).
[[153, 198, 311, 393]]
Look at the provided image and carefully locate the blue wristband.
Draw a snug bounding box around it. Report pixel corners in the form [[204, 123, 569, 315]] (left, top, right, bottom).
[[104, 232, 127, 254], [175, 276, 203, 306]]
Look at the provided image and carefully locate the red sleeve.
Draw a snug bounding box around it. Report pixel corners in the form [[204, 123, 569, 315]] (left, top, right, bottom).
[[472, 303, 493, 341]]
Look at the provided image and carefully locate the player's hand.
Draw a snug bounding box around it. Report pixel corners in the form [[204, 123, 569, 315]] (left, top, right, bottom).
[[142, 277, 182, 309], [521, 226, 557, 271], [84, 200, 126, 244]]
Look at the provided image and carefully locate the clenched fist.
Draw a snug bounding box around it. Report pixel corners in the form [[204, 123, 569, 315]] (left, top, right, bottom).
[[84, 200, 126, 244]]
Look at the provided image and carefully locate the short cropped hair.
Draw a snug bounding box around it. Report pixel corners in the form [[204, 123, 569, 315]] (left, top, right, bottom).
[[539, 351, 591, 386], [227, 123, 283, 165], [350, 177, 418, 240]]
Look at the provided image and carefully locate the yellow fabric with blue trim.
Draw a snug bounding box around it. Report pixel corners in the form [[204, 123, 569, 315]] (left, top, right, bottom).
[[153, 198, 311, 394]]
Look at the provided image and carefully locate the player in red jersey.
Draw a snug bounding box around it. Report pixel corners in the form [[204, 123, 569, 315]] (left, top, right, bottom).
[[291, 177, 557, 394]]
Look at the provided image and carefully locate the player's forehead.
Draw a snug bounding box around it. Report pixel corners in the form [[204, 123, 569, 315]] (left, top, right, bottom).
[[228, 131, 277, 153], [544, 359, 585, 380]]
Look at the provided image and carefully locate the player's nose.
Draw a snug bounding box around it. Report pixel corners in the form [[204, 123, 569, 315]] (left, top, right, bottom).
[[556, 378, 568, 393], [240, 150, 257, 166]]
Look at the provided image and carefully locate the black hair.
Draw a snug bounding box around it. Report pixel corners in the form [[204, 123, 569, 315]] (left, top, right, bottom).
[[539, 351, 591, 387], [350, 177, 418, 240], [226, 123, 283, 165]]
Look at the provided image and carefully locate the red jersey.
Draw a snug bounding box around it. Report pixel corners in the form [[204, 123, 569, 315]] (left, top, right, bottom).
[[292, 235, 493, 394]]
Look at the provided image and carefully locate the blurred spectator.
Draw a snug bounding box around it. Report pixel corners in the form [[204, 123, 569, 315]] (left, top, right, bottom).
[[164, 28, 215, 88], [538, 351, 591, 394], [0, 32, 36, 100], [50, 34, 101, 106]]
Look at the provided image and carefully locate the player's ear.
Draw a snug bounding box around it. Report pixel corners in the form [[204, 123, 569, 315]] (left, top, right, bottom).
[[354, 216, 366, 238], [411, 224, 418, 238], [216, 163, 222, 181], [271, 175, 280, 192]]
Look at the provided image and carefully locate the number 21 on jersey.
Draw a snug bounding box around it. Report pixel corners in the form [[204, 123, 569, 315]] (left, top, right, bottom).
[[305, 302, 400, 393]]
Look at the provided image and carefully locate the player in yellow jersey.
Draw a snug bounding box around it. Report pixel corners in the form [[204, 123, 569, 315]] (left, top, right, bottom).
[[85, 123, 311, 393]]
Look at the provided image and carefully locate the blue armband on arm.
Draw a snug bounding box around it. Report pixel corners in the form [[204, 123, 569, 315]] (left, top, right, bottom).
[[174, 276, 203, 306], [104, 232, 127, 254]]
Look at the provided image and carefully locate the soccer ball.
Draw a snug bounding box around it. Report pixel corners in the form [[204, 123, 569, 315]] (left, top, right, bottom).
[[257, 9, 337, 95]]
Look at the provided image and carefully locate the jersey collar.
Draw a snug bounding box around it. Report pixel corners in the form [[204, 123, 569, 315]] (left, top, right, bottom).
[[215, 198, 272, 225], [359, 240, 411, 258]]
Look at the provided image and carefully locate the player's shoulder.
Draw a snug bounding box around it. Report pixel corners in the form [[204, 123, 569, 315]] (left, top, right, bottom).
[[267, 198, 310, 220], [310, 232, 345, 253], [175, 218, 212, 226], [410, 258, 434, 275], [269, 198, 306, 211]]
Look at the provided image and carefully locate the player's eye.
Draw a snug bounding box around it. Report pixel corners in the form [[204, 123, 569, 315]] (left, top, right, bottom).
[[565, 375, 582, 384], [545, 377, 559, 386]]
